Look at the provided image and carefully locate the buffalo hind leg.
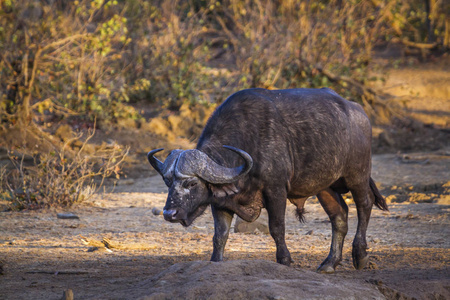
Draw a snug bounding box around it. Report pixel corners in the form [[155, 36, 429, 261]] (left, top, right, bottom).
[[350, 182, 374, 270], [265, 188, 293, 266], [210, 205, 234, 262], [316, 188, 349, 273]]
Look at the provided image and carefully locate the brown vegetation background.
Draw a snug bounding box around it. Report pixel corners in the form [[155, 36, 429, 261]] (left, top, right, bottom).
[[1, 0, 449, 209]]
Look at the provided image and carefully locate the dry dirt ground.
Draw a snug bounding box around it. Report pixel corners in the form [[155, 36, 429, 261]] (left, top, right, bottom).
[[1, 59, 450, 299], [0, 152, 449, 299]]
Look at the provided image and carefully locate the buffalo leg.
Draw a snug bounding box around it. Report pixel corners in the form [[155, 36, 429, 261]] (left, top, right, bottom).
[[265, 188, 292, 266], [210, 205, 234, 262], [350, 183, 374, 270], [316, 188, 348, 273]]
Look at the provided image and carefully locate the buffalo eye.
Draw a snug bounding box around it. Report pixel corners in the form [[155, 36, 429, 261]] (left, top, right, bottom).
[[189, 182, 198, 188], [183, 180, 198, 189]]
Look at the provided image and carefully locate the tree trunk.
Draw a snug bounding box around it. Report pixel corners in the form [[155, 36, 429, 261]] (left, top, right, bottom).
[[445, 17, 450, 49], [425, 0, 435, 43]]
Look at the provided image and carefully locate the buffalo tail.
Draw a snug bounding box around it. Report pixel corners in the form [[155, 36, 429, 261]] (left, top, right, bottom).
[[370, 177, 389, 211]]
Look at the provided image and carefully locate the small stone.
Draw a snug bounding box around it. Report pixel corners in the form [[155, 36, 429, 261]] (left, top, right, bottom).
[[87, 247, 99, 252], [234, 217, 268, 234], [305, 230, 314, 235], [57, 213, 79, 220], [152, 207, 163, 216]]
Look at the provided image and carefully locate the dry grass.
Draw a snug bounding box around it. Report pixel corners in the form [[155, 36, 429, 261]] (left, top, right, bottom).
[[0, 129, 128, 210], [2, 0, 446, 127]]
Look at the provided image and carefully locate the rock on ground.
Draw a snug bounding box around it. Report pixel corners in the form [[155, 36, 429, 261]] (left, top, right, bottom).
[[127, 260, 385, 300], [234, 210, 269, 234]]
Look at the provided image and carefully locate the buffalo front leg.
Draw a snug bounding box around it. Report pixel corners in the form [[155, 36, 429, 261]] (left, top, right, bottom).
[[316, 188, 349, 273], [210, 205, 234, 262], [350, 183, 374, 270], [265, 188, 292, 266]]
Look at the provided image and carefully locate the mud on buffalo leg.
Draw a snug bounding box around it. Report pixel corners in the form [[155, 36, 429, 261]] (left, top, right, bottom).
[[349, 181, 374, 270], [264, 187, 293, 266], [316, 188, 349, 273], [210, 205, 234, 262]]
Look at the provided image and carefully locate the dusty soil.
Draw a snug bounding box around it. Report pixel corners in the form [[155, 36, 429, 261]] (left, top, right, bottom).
[[369, 55, 450, 154], [1, 154, 449, 299]]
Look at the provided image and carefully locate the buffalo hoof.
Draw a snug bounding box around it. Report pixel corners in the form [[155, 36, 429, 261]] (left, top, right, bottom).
[[317, 264, 335, 274], [353, 255, 369, 270], [277, 256, 293, 266]]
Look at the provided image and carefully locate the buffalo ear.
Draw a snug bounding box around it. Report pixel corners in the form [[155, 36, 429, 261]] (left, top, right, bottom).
[[209, 183, 239, 198]]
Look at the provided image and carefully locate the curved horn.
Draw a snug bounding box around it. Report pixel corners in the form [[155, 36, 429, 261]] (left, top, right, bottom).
[[222, 145, 253, 176], [147, 148, 164, 176], [176, 146, 253, 184]]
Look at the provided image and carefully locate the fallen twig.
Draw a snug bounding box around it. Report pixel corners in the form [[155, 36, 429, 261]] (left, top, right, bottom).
[[26, 270, 88, 275], [80, 235, 158, 251], [391, 37, 438, 50]]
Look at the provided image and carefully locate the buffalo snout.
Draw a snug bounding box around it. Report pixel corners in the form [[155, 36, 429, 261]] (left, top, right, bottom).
[[162, 207, 189, 224], [163, 209, 178, 221]]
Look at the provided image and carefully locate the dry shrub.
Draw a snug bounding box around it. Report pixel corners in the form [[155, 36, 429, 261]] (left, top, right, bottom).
[[1, 0, 445, 130], [208, 0, 398, 101], [122, 0, 382, 108], [124, 0, 231, 109], [0, 0, 139, 124], [0, 130, 128, 210]]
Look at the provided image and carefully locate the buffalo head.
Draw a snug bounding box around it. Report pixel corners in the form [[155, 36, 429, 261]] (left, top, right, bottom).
[[147, 146, 253, 226]]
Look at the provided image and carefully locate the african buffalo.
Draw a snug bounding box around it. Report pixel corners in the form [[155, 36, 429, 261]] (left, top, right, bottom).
[[148, 88, 388, 273]]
